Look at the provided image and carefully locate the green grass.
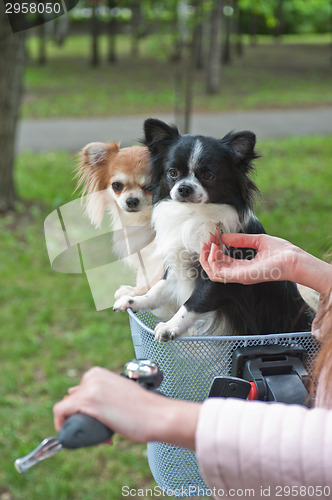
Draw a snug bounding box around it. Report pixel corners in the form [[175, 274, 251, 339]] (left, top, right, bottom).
[[0, 135, 332, 499], [0, 153, 154, 499], [255, 136, 332, 258], [22, 34, 332, 118]]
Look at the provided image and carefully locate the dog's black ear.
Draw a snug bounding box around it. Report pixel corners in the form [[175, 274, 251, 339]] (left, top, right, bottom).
[[143, 118, 180, 148], [223, 131, 257, 169]]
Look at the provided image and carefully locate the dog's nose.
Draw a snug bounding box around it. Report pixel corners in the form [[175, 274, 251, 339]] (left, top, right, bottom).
[[178, 184, 193, 198], [126, 197, 139, 209]]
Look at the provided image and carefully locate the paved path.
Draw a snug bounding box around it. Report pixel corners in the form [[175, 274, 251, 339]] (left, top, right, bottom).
[[17, 107, 332, 153]]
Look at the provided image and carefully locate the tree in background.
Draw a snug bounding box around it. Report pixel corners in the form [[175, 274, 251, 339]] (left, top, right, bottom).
[[192, 0, 205, 69], [107, 0, 118, 63], [0, 5, 25, 213], [274, 0, 284, 40], [234, 0, 243, 56], [238, 0, 330, 38], [129, 0, 144, 58], [222, 0, 232, 65], [37, 19, 47, 64], [90, 1, 101, 66], [206, 0, 222, 94]]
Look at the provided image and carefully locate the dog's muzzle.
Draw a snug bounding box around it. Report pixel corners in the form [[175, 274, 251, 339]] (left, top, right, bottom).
[[174, 182, 207, 203], [126, 197, 140, 211], [177, 184, 194, 199]]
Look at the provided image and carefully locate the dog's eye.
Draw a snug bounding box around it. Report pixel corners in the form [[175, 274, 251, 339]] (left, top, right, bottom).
[[142, 184, 153, 192], [112, 182, 124, 192], [202, 171, 216, 181], [168, 168, 178, 180]]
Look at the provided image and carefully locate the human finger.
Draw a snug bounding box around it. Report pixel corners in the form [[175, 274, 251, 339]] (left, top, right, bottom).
[[200, 243, 214, 277], [68, 385, 79, 395], [200, 242, 212, 266], [208, 228, 222, 246], [221, 232, 264, 249], [209, 243, 234, 265], [53, 398, 76, 431]]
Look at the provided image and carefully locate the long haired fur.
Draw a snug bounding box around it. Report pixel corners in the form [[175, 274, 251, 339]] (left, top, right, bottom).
[[114, 118, 315, 341], [76, 141, 163, 298], [314, 289, 332, 396]]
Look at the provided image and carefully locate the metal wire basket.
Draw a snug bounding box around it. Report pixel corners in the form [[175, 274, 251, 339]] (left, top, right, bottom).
[[128, 309, 320, 497]]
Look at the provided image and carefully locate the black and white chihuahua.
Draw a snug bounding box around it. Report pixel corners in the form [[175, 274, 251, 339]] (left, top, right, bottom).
[[113, 118, 314, 341]]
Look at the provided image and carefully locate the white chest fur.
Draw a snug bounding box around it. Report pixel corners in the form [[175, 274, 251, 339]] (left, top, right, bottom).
[[153, 199, 240, 254], [152, 200, 241, 305]]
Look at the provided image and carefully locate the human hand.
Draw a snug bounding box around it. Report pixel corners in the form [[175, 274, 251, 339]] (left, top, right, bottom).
[[53, 367, 157, 444], [53, 367, 200, 450], [200, 231, 300, 285]]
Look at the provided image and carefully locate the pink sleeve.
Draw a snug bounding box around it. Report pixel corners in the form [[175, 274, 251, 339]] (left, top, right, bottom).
[[196, 398, 332, 497]]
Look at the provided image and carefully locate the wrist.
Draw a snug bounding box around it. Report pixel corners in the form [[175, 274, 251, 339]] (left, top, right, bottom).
[[145, 394, 200, 451], [292, 247, 332, 295]]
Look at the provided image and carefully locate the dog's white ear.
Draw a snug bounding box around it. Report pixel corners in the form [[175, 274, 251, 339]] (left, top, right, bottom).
[[143, 118, 179, 148], [84, 142, 108, 165], [83, 141, 120, 167]]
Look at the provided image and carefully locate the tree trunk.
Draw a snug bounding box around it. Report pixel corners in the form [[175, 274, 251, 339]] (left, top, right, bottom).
[[170, 1, 181, 62], [55, 14, 69, 46], [193, 18, 204, 70], [221, 2, 232, 65], [107, 0, 117, 63], [173, 0, 196, 134], [274, 0, 284, 41], [206, 0, 222, 94], [234, 0, 243, 57], [192, 0, 204, 70], [38, 20, 47, 65], [174, 38, 194, 134], [0, 5, 25, 213], [249, 10, 258, 46], [90, 4, 100, 67], [108, 18, 117, 63], [130, 1, 143, 58]]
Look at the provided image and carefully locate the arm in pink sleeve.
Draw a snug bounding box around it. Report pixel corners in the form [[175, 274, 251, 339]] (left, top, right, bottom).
[[196, 398, 332, 496]]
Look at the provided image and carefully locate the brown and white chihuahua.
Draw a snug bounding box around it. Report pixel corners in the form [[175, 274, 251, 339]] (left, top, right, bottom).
[[76, 141, 163, 299]]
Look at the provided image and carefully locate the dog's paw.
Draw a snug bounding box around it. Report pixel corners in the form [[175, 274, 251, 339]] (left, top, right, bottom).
[[113, 295, 137, 312], [154, 322, 180, 343], [114, 285, 136, 300]]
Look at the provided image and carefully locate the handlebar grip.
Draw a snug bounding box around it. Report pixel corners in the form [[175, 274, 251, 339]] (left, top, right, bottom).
[[58, 413, 114, 449]]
